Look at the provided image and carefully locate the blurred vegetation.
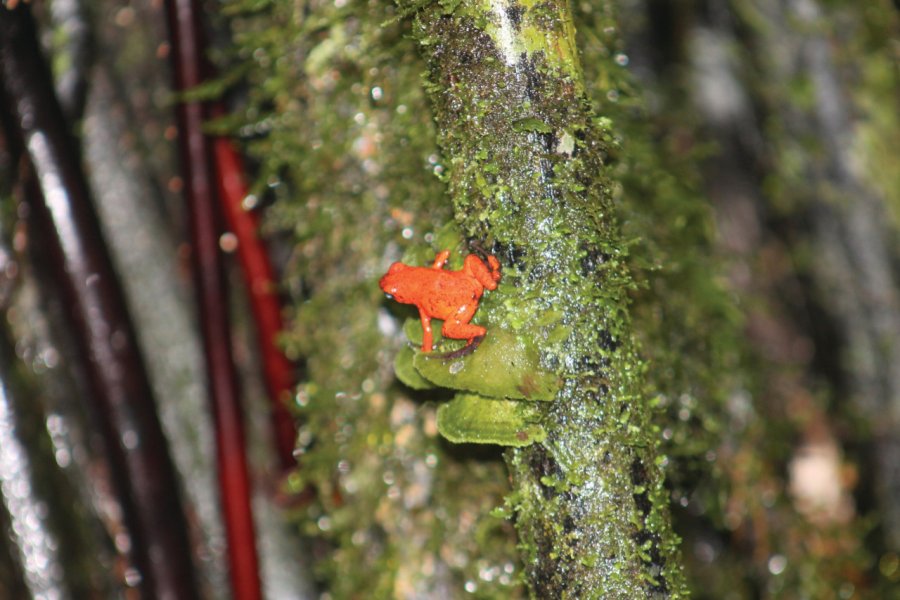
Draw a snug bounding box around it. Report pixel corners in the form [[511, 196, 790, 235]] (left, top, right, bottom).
[[0, 0, 897, 597]]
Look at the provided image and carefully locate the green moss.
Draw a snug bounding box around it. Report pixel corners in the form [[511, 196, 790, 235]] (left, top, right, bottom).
[[226, 0, 524, 596], [454, 0, 582, 90], [398, 0, 689, 596], [573, 3, 741, 519]]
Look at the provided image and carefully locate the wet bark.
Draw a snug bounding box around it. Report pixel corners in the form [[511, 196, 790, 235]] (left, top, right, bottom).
[[399, 1, 687, 596]]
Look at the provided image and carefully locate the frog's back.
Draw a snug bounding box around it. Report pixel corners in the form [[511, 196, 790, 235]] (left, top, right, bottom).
[[417, 271, 482, 319]]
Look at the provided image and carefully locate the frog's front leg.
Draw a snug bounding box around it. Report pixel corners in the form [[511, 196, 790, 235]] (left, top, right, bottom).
[[418, 308, 434, 352]]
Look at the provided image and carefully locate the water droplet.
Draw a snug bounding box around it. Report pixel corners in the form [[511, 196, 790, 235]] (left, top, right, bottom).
[[219, 232, 238, 253], [115, 532, 133, 553], [768, 554, 787, 575], [54, 449, 71, 468], [478, 564, 500, 582], [122, 429, 139, 450], [124, 567, 142, 587], [242, 194, 259, 210]]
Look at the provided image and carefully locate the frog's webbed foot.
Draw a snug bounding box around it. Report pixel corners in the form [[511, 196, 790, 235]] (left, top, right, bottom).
[[425, 335, 484, 360]]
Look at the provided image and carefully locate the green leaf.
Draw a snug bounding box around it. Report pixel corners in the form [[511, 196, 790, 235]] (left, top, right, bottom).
[[393, 345, 435, 390], [437, 393, 546, 447], [414, 327, 560, 401]]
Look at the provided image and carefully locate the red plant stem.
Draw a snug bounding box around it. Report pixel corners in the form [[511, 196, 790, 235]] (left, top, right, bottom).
[[0, 5, 199, 598], [212, 132, 297, 469], [161, 0, 262, 598]]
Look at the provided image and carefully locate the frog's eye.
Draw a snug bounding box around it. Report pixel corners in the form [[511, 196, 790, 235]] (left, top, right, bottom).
[[387, 262, 405, 274]]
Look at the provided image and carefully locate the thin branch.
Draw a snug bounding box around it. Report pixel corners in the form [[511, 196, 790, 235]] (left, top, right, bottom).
[[161, 0, 263, 597], [212, 130, 297, 469]]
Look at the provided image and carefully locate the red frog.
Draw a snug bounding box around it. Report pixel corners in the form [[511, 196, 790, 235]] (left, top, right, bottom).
[[380, 250, 501, 353]]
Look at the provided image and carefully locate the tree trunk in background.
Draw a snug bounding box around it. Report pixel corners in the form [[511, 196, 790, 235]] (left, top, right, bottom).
[[749, 0, 900, 551], [634, 0, 900, 595]]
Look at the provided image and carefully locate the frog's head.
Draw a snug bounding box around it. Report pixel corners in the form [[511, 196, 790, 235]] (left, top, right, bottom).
[[379, 262, 411, 301]]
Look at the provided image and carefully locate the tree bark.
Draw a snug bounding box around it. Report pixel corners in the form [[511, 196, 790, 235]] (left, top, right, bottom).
[[400, 1, 687, 596]]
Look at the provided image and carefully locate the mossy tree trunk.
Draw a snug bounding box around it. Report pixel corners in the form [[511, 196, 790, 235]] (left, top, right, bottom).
[[399, 1, 687, 596]]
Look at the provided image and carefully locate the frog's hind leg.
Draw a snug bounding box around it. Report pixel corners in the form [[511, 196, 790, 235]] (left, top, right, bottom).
[[464, 254, 501, 290], [441, 302, 486, 349], [431, 250, 450, 269], [428, 306, 486, 360], [441, 320, 486, 342]]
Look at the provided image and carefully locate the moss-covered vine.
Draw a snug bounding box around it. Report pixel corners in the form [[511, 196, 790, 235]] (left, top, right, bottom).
[[397, 0, 689, 596]]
